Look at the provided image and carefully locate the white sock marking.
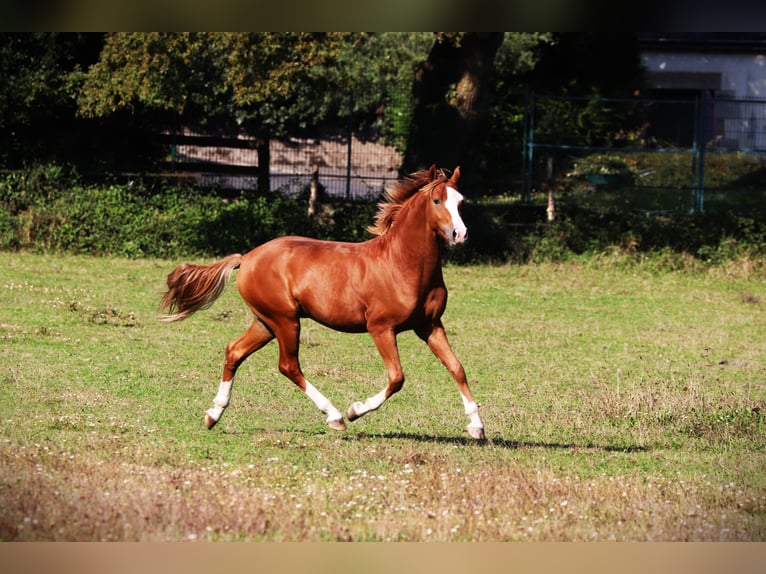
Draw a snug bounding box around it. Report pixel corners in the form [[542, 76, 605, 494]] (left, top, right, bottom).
[[366, 389, 388, 411], [207, 380, 233, 422], [461, 394, 484, 430], [350, 388, 388, 418], [304, 380, 344, 423]]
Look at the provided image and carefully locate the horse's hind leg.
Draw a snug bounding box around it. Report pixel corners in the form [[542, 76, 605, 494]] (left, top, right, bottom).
[[273, 320, 346, 431], [205, 318, 273, 429]]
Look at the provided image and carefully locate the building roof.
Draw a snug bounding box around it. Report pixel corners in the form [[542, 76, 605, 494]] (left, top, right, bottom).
[[638, 33, 766, 53]]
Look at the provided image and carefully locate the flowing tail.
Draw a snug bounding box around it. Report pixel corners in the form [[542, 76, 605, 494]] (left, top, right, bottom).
[[159, 254, 242, 322]]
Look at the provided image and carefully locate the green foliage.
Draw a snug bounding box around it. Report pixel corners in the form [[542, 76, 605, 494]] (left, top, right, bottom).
[[3, 163, 765, 268], [338, 33, 433, 152], [0, 33, 103, 166], [455, 194, 766, 268], [78, 33, 223, 119], [0, 164, 378, 258], [0, 33, 94, 129], [77, 33, 427, 139]]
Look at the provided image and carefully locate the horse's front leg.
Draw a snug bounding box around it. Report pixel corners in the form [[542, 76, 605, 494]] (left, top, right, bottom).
[[417, 321, 486, 440], [347, 327, 404, 422]]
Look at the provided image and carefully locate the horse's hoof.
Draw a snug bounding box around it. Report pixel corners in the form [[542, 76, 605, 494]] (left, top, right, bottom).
[[346, 402, 364, 422], [204, 413, 218, 430], [467, 425, 486, 440], [328, 418, 347, 431]]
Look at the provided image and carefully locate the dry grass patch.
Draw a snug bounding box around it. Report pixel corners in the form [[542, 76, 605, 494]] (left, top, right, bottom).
[[2, 442, 764, 541]]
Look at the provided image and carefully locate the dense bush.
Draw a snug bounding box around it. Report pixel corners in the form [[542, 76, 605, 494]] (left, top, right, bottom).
[[457, 199, 766, 267], [1, 164, 764, 268], [0, 164, 376, 259]]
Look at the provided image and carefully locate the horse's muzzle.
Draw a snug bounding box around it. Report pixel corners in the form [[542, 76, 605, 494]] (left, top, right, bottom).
[[451, 224, 467, 245]]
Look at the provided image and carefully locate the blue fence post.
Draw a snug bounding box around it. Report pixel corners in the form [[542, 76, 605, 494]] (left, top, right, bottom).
[[690, 96, 700, 213], [523, 89, 535, 204], [697, 92, 707, 213], [346, 90, 353, 200]]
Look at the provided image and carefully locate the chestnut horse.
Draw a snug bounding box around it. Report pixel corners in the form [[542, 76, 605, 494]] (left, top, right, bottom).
[[159, 165, 485, 439]]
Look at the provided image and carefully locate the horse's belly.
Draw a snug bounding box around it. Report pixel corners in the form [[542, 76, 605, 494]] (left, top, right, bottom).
[[297, 286, 369, 333], [307, 313, 369, 333]]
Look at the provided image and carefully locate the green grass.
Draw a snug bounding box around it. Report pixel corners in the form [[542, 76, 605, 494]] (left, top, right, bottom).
[[1, 251, 765, 540]]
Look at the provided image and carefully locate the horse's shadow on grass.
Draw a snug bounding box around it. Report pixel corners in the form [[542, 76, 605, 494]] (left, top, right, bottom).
[[344, 431, 648, 453]]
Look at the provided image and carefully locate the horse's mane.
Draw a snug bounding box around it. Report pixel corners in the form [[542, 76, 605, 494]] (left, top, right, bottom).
[[367, 168, 448, 237]]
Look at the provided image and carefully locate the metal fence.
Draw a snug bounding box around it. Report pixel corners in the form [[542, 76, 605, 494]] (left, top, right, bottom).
[[161, 92, 766, 216], [522, 92, 766, 215], [163, 127, 403, 200], [711, 97, 766, 152]]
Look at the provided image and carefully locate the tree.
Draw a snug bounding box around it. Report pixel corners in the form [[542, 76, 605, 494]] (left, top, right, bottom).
[[402, 32, 505, 179], [77, 33, 437, 192], [77, 33, 231, 129], [6, 33, 646, 201], [78, 33, 358, 192], [0, 33, 103, 166], [475, 33, 555, 193], [328, 33, 433, 153]]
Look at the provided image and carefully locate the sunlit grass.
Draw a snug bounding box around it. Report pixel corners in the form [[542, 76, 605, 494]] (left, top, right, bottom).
[[1, 251, 765, 540]]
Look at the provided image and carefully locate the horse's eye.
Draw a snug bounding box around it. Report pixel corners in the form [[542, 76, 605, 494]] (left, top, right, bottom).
[[433, 198, 441, 205]]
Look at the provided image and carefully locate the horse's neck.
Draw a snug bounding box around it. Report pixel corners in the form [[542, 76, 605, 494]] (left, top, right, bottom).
[[384, 195, 443, 278]]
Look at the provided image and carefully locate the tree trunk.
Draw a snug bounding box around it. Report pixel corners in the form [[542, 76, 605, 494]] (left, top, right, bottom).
[[256, 137, 270, 195], [404, 33, 504, 179], [308, 164, 319, 218]]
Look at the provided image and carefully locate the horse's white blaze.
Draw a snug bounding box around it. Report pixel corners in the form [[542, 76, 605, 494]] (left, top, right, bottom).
[[445, 186, 467, 244], [304, 380, 344, 424], [206, 380, 233, 423]]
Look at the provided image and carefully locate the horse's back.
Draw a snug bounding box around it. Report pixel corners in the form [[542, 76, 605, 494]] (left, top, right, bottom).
[[237, 236, 372, 330], [242, 235, 366, 271]]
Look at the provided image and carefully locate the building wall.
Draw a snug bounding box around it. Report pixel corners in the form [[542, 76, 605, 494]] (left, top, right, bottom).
[[642, 49, 766, 150], [641, 51, 766, 98]]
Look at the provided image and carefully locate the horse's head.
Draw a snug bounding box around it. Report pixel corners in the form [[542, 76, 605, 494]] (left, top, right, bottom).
[[427, 165, 467, 245]]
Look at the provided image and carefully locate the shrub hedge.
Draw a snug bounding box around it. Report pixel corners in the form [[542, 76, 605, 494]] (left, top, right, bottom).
[[1, 163, 765, 268]]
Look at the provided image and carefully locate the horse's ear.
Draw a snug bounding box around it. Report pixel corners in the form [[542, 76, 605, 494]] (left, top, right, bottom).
[[449, 166, 461, 185], [428, 164, 438, 181]]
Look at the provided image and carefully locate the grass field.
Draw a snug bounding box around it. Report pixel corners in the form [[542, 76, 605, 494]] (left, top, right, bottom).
[[1, 250, 765, 541]]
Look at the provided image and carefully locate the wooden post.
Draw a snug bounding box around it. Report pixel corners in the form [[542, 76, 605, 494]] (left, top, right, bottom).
[[308, 164, 319, 218], [545, 155, 555, 222]]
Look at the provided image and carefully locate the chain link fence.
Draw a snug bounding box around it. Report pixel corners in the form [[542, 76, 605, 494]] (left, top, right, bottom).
[[163, 127, 403, 200], [522, 92, 766, 216], [160, 91, 766, 217]]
